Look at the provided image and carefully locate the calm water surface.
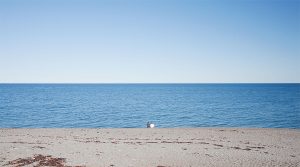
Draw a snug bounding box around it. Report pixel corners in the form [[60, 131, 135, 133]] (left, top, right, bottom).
[[0, 84, 299, 128]]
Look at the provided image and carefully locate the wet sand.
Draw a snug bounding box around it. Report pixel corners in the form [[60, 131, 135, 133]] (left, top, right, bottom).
[[0, 128, 299, 167]]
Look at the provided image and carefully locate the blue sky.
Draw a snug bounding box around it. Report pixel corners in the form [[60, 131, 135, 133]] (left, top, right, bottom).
[[0, 0, 299, 83]]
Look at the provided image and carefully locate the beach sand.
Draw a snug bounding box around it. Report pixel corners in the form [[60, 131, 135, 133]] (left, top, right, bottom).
[[0, 128, 299, 167]]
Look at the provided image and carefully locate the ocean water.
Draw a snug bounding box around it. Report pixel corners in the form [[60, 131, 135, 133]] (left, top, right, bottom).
[[0, 84, 299, 128]]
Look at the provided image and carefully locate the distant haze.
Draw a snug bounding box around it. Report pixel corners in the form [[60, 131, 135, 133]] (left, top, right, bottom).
[[0, 0, 299, 83]]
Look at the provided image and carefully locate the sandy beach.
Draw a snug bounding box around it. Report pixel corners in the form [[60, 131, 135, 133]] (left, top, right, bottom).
[[0, 128, 299, 167]]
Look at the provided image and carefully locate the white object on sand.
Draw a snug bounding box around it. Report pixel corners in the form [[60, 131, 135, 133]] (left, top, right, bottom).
[[147, 122, 155, 128]]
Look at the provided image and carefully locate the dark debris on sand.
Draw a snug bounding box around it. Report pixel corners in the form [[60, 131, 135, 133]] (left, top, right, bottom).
[[5, 154, 85, 167]]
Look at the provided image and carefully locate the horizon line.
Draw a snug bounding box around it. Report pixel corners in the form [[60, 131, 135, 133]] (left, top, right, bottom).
[[0, 82, 299, 84]]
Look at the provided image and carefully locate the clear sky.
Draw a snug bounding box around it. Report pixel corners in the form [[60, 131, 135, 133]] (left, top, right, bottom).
[[0, 0, 299, 83]]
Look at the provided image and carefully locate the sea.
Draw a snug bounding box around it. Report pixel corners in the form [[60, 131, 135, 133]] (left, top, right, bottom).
[[0, 84, 299, 128]]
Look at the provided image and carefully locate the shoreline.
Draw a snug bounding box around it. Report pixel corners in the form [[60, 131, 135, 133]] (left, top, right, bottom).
[[1, 128, 299, 166], [1, 127, 299, 129]]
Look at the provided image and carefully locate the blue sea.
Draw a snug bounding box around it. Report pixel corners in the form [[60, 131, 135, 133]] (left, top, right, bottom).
[[0, 84, 299, 128]]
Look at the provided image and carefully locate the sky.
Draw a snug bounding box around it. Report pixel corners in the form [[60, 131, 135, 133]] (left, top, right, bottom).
[[0, 0, 299, 83]]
